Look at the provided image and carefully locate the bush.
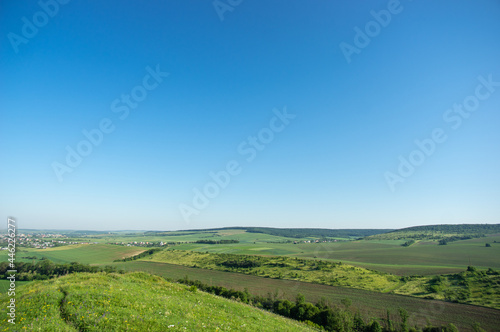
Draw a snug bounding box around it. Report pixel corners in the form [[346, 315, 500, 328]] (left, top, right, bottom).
[[428, 285, 440, 293], [367, 320, 382, 332], [467, 266, 477, 272]]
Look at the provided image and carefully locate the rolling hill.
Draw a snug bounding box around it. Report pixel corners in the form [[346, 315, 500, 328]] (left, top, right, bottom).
[[0, 272, 315, 331]]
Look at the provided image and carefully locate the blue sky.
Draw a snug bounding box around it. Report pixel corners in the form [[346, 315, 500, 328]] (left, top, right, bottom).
[[1, 0, 499, 230]]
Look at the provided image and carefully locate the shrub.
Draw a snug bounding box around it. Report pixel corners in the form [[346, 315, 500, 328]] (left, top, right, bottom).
[[467, 266, 477, 272]]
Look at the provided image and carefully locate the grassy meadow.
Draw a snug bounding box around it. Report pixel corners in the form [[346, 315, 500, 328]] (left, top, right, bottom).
[[10, 244, 146, 265], [0, 272, 315, 331]]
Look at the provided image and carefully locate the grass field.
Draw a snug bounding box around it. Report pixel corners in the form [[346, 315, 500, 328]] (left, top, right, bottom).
[[0, 272, 315, 331], [0, 280, 30, 293], [113, 261, 500, 332], [11, 244, 146, 265]]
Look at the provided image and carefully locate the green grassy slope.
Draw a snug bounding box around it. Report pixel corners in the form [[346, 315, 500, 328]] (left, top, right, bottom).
[[147, 249, 401, 292], [0, 272, 316, 331]]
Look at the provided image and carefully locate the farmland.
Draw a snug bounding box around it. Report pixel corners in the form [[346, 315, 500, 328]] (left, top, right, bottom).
[[3, 224, 500, 331], [8, 244, 146, 265], [136, 248, 500, 309], [169, 233, 500, 276], [114, 261, 500, 332]]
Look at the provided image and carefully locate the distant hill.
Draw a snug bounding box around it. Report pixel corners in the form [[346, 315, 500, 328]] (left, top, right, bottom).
[[0, 272, 314, 331], [366, 223, 500, 241], [179, 227, 393, 239], [391, 224, 500, 234]]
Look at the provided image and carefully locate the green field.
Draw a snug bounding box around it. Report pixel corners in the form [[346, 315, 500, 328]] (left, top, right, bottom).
[[39, 228, 328, 245], [0, 272, 314, 331], [11, 244, 146, 265], [113, 260, 500, 332], [170, 234, 500, 276], [0, 280, 30, 293]]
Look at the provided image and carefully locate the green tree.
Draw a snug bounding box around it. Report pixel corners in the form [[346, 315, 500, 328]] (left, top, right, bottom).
[[275, 300, 293, 317], [467, 266, 477, 272], [353, 311, 365, 332], [295, 293, 305, 305], [367, 320, 382, 332], [399, 308, 409, 332], [316, 296, 329, 310]]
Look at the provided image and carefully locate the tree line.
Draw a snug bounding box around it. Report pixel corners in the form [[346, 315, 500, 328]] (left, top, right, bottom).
[[394, 224, 500, 235]]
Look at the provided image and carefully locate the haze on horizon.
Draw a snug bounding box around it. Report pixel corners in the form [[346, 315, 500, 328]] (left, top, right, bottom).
[[1, 1, 499, 231]]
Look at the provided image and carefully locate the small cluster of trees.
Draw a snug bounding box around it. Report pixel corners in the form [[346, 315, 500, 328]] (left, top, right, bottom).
[[438, 236, 475, 245], [220, 259, 261, 268], [401, 240, 415, 247]]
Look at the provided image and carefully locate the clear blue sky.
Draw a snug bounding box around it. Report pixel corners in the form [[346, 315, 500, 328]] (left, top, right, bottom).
[[1, 0, 499, 230]]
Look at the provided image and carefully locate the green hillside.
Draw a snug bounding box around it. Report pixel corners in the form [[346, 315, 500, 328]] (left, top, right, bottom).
[[0, 272, 315, 331], [366, 224, 500, 241], [180, 227, 393, 239]]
